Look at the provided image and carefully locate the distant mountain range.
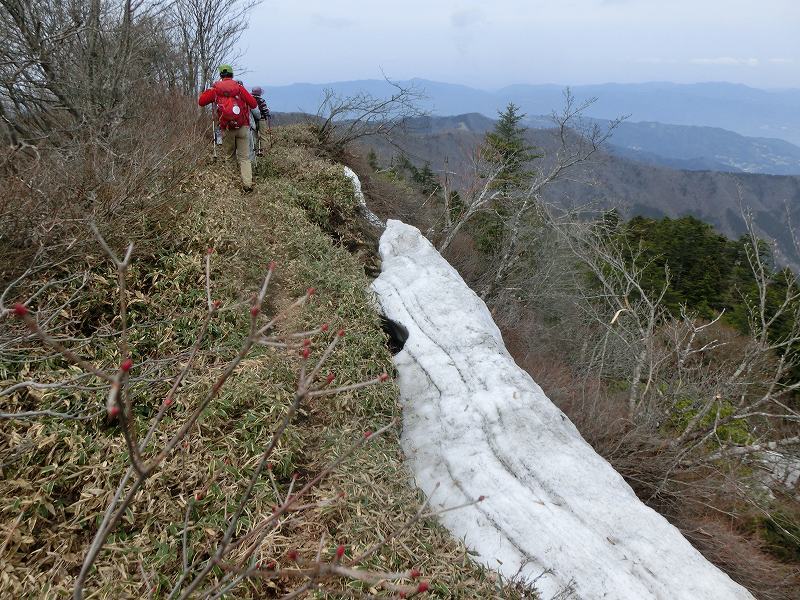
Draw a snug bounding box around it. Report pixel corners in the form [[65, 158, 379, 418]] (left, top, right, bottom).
[[266, 79, 800, 146], [391, 112, 800, 176], [593, 120, 800, 176], [359, 113, 800, 269]]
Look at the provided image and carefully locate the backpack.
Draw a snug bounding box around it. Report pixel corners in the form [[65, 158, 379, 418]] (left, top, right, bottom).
[[213, 79, 249, 129]]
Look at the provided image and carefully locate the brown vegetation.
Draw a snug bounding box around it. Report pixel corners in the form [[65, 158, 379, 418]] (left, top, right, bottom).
[[360, 123, 800, 599]]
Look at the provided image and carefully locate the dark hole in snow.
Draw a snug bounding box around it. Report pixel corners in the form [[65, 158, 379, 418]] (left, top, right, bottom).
[[380, 315, 408, 354]]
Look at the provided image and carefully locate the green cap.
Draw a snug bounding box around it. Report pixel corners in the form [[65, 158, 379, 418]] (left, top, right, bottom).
[[218, 64, 234, 76]]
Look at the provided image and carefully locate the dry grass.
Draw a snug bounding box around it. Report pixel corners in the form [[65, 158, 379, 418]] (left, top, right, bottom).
[[498, 306, 800, 599], [0, 125, 532, 598]]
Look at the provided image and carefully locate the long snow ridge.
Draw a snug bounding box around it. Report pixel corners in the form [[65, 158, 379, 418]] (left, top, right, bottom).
[[371, 220, 754, 600]]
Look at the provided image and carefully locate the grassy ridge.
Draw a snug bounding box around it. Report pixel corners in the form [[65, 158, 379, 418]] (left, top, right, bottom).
[[0, 125, 519, 598]]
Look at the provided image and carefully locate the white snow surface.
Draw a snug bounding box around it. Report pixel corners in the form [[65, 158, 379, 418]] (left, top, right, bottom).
[[371, 220, 754, 600], [343, 166, 383, 227]]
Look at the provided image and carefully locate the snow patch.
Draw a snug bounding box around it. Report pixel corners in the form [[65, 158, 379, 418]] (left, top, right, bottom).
[[758, 452, 800, 499], [371, 220, 754, 600], [343, 166, 383, 228]]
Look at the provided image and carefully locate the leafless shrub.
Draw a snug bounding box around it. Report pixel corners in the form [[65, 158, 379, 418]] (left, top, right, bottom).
[[0, 0, 258, 278], [683, 515, 799, 600], [314, 78, 426, 156]]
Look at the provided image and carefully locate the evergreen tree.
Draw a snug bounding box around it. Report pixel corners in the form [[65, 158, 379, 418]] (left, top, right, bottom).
[[483, 102, 538, 195], [415, 162, 439, 195], [367, 149, 379, 170], [469, 103, 540, 254]]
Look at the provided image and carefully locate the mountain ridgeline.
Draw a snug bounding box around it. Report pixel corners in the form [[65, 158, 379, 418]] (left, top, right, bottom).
[[362, 113, 800, 269], [267, 79, 800, 146]]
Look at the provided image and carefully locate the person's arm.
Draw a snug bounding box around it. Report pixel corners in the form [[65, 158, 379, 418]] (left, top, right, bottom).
[[239, 86, 258, 109], [198, 88, 216, 106], [257, 97, 269, 121]]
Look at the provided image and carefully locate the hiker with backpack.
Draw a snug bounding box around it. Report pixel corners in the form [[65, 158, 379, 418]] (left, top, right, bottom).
[[251, 86, 270, 157], [251, 86, 270, 121], [236, 80, 261, 162], [198, 65, 258, 192], [249, 105, 261, 162]]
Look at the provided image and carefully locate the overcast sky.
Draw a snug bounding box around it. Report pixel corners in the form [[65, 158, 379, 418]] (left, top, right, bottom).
[[238, 0, 799, 89]]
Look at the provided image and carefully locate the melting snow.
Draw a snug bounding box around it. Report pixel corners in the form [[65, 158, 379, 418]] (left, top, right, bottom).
[[343, 166, 383, 228], [371, 220, 754, 600]]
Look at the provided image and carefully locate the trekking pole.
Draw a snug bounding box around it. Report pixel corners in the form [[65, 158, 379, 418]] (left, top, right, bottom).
[[266, 112, 273, 151]]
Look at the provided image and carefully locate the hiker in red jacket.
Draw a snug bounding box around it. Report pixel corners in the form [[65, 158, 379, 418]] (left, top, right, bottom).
[[198, 65, 258, 191]]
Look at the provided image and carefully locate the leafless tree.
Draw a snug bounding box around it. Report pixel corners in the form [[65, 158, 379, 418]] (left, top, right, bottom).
[[549, 201, 800, 497], [169, 0, 260, 95], [0, 0, 256, 274], [432, 90, 624, 304], [434, 146, 509, 253], [479, 91, 625, 301], [314, 78, 426, 154]]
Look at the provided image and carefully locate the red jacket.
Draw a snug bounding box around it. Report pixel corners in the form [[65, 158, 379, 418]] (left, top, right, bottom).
[[199, 78, 258, 128]]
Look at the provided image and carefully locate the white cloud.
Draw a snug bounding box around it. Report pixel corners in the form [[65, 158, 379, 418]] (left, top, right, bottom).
[[690, 57, 760, 67], [768, 57, 795, 64]]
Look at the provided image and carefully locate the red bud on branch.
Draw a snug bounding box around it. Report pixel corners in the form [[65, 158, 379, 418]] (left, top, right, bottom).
[[417, 582, 430, 593], [321, 323, 329, 332], [336, 544, 345, 559], [250, 306, 260, 317], [13, 303, 29, 317], [379, 372, 389, 382], [120, 358, 133, 373]]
